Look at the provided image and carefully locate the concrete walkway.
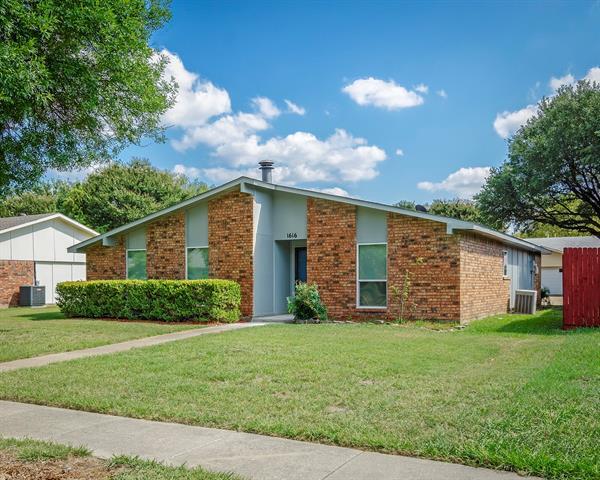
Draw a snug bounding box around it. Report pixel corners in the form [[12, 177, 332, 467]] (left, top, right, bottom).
[[0, 401, 538, 480], [0, 322, 265, 373]]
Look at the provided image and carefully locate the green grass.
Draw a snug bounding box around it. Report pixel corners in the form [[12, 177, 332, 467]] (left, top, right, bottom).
[[0, 306, 206, 362], [0, 437, 243, 479], [0, 309, 597, 479], [0, 437, 90, 461]]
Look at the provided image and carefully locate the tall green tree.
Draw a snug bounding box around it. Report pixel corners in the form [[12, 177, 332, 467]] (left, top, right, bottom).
[[394, 198, 504, 230], [477, 81, 600, 238], [0, 160, 208, 232], [59, 159, 208, 232], [0, 0, 175, 195], [0, 181, 67, 217]]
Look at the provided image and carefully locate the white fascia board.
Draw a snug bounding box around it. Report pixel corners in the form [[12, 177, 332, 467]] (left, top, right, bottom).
[[68, 178, 243, 253], [0, 213, 98, 238]]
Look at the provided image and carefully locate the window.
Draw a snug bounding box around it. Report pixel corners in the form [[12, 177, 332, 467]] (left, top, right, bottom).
[[357, 243, 387, 307], [503, 250, 509, 277], [127, 250, 147, 279], [187, 247, 209, 279]]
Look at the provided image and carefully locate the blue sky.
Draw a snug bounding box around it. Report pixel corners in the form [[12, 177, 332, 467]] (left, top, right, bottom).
[[118, 0, 600, 205]]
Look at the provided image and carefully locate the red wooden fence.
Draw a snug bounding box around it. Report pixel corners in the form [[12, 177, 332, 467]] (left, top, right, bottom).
[[562, 247, 600, 329]]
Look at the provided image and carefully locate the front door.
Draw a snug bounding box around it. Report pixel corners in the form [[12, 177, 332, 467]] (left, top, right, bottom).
[[294, 247, 307, 284]]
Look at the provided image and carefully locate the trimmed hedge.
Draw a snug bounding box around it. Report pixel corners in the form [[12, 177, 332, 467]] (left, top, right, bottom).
[[56, 280, 241, 323]]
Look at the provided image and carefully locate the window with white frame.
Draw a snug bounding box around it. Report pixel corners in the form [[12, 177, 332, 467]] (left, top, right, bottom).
[[503, 250, 509, 277], [126, 249, 146, 279], [187, 247, 209, 279], [357, 243, 387, 307], [126, 229, 146, 280]]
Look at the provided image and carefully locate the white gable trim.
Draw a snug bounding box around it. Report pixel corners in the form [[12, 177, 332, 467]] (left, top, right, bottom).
[[0, 213, 98, 237]]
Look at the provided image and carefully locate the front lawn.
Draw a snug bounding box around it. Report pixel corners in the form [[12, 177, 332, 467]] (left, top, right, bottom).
[[0, 437, 242, 479], [0, 309, 597, 479], [0, 306, 205, 362]]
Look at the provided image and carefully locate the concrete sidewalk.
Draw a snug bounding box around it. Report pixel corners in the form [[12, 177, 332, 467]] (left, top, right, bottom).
[[0, 322, 265, 373], [0, 401, 538, 480]]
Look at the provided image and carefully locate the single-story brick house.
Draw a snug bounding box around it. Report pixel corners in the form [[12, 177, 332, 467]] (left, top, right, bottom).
[[69, 163, 544, 323]]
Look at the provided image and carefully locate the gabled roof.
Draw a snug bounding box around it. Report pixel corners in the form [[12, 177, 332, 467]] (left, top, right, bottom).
[[69, 176, 546, 254], [0, 213, 98, 237], [527, 236, 600, 253]]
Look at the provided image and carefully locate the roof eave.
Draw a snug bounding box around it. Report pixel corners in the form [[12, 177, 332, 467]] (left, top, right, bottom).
[[0, 213, 98, 238]]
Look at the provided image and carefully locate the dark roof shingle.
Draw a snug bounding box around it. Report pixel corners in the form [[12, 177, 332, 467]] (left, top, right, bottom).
[[0, 213, 55, 232]]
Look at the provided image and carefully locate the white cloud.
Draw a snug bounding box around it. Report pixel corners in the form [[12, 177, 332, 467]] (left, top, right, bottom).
[[417, 166, 491, 199], [493, 105, 537, 139], [160, 49, 231, 128], [414, 83, 429, 94], [166, 56, 388, 188], [252, 97, 281, 119], [284, 99, 306, 115], [395, 149, 404, 156], [584, 66, 600, 83], [494, 66, 599, 139], [437, 89, 448, 99], [309, 186, 350, 197], [342, 77, 425, 110], [549, 73, 575, 92]]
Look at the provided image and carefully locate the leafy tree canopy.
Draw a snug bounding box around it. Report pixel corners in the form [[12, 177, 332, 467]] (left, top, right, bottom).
[[394, 198, 504, 231], [477, 81, 600, 238], [0, 0, 175, 195], [0, 159, 208, 233]]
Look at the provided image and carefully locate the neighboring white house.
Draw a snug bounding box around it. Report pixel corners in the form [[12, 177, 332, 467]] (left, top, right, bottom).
[[0, 213, 98, 305], [528, 236, 600, 295]]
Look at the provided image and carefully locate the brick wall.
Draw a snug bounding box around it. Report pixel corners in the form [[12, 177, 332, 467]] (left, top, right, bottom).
[[86, 237, 126, 280], [459, 233, 510, 321], [0, 260, 34, 306], [306, 198, 358, 319], [147, 211, 185, 279], [208, 191, 254, 317], [387, 214, 461, 321]]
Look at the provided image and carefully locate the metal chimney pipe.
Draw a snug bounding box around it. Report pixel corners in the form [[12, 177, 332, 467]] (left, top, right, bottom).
[[258, 160, 274, 183]]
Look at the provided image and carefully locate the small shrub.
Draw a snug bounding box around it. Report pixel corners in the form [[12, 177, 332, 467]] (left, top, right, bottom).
[[56, 279, 241, 323], [287, 282, 328, 322]]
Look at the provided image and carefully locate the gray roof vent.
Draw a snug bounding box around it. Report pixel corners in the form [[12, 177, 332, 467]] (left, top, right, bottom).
[[258, 160, 274, 183]]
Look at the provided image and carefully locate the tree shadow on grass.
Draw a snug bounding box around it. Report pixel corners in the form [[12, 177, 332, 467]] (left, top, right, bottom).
[[17, 311, 66, 321], [495, 310, 565, 335]]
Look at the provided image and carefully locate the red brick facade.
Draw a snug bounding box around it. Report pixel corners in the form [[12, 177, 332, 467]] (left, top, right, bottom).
[[86, 237, 126, 280], [388, 214, 461, 321], [208, 191, 254, 318], [0, 260, 34, 306], [147, 211, 185, 279], [459, 233, 511, 321], [306, 198, 357, 319]]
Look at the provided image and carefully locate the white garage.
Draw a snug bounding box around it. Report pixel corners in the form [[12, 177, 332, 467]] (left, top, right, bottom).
[[541, 267, 562, 295], [528, 236, 600, 298], [0, 213, 97, 305]]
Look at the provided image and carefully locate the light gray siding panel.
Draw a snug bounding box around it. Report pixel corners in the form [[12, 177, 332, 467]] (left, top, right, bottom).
[[507, 248, 535, 308], [126, 228, 146, 250], [186, 203, 208, 247], [274, 241, 291, 314], [272, 191, 307, 240], [253, 190, 274, 316], [356, 207, 387, 243]]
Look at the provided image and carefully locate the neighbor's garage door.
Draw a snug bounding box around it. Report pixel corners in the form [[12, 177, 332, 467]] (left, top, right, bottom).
[[541, 267, 562, 295], [35, 262, 86, 304]]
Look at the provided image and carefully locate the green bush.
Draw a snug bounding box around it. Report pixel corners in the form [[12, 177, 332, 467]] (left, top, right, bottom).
[[56, 280, 241, 323], [287, 282, 328, 322]]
